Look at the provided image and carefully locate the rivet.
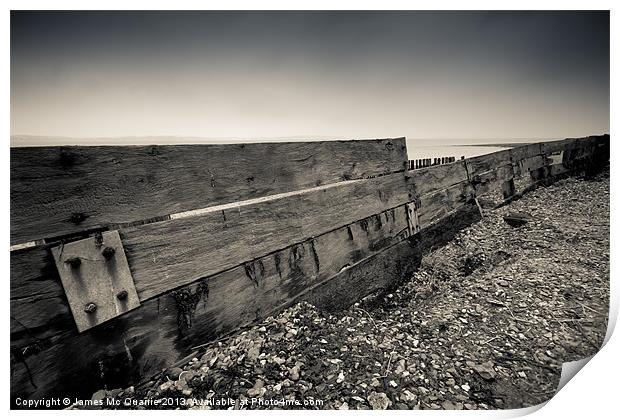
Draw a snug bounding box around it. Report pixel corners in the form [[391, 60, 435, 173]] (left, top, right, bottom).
[[66, 257, 81, 268], [84, 302, 97, 313], [116, 290, 128, 301], [102, 247, 116, 259]]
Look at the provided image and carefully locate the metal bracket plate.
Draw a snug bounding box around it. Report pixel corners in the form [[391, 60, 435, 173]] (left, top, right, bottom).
[[51, 230, 140, 332]]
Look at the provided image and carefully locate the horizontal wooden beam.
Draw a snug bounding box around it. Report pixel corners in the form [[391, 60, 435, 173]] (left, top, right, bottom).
[[10, 172, 413, 341], [11, 138, 408, 245]]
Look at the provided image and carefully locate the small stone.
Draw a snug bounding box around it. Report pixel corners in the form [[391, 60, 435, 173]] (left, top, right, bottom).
[[389, 380, 398, 388], [442, 401, 459, 410], [247, 379, 265, 397], [247, 345, 261, 362], [394, 359, 406, 375], [159, 381, 173, 392], [289, 365, 301, 381], [461, 384, 470, 392], [165, 367, 183, 380], [337, 371, 345, 383], [503, 212, 533, 227], [473, 361, 496, 381], [401, 390, 417, 403], [367, 392, 391, 410], [91, 390, 107, 401], [338, 402, 349, 410]]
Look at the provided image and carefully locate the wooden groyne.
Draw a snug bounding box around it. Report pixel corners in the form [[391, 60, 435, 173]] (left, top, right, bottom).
[[408, 156, 457, 170], [10, 134, 609, 403]]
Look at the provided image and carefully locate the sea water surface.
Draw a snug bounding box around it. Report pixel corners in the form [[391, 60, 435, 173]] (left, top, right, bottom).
[[405, 138, 538, 161]]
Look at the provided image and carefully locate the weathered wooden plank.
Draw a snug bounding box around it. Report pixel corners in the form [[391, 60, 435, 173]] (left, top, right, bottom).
[[409, 202, 481, 252], [540, 134, 609, 156], [406, 160, 469, 196], [10, 247, 64, 300], [471, 163, 514, 197], [508, 143, 542, 163], [305, 202, 482, 313], [416, 180, 475, 228], [11, 206, 410, 402], [11, 138, 408, 245], [122, 172, 411, 301], [513, 155, 546, 178], [10, 173, 411, 345], [303, 239, 419, 312], [464, 149, 512, 176]]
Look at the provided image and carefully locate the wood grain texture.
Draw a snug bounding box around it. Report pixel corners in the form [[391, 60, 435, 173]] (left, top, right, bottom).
[[10, 173, 412, 342], [406, 160, 469, 196], [303, 239, 419, 312], [540, 134, 609, 156], [464, 149, 512, 177], [11, 138, 408, 244], [122, 171, 412, 301], [512, 155, 546, 178], [305, 203, 481, 312], [470, 163, 514, 198], [11, 206, 410, 402], [509, 143, 542, 163], [416, 180, 476, 228]]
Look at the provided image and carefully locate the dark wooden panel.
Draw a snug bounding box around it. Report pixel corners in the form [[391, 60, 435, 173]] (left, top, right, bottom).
[[304, 239, 419, 312], [540, 134, 609, 156], [11, 138, 408, 244], [305, 203, 481, 312], [11, 206, 410, 402], [513, 155, 546, 178], [471, 163, 514, 197], [417, 180, 476, 228]]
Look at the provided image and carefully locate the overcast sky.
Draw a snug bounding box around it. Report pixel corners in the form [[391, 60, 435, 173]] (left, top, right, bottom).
[[10, 11, 609, 143]]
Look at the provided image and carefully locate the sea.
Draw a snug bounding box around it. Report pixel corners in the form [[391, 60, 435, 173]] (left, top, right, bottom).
[[404, 138, 540, 161]]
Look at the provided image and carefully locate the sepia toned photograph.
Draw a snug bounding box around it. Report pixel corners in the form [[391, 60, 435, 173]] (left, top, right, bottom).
[[9, 8, 611, 412]]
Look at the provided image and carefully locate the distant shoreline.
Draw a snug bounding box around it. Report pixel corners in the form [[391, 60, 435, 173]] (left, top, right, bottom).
[[454, 142, 532, 148]]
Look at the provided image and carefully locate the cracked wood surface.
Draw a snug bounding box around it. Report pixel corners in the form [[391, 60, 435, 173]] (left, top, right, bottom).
[[11, 138, 408, 245]]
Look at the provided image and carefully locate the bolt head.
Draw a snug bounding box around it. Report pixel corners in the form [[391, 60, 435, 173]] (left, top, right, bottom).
[[84, 302, 97, 314], [102, 246, 116, 259], [116, 290, 128, 301], [66, 257, 81, 268]]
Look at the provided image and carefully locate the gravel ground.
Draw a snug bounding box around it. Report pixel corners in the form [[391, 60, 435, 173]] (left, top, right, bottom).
[[91, 169, 609, 410]]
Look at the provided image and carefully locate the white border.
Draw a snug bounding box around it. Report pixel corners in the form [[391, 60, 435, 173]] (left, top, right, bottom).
[[2, 2, 616, 419]]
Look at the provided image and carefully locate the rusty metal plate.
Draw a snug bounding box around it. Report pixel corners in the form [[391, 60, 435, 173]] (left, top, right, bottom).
[[51, 230, 140, 332]]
